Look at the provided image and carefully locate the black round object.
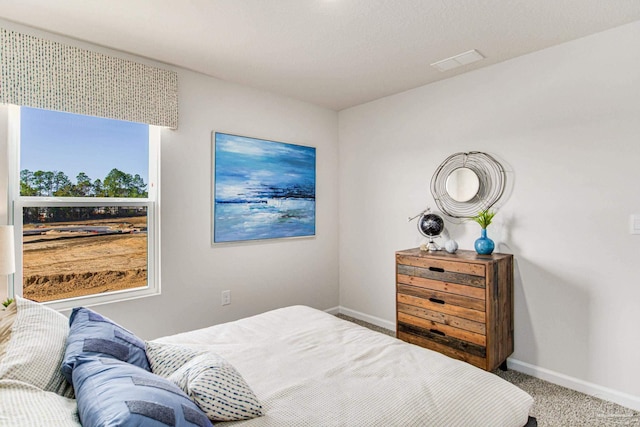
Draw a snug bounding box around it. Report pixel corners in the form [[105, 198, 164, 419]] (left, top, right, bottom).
[[418, 213, 444, 237]]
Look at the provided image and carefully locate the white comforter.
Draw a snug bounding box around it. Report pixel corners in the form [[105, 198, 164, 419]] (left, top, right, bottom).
[[155, 305, 533, 427]]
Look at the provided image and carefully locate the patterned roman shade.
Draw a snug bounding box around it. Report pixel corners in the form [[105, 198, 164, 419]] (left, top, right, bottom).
[[0, 28, 178, 128]]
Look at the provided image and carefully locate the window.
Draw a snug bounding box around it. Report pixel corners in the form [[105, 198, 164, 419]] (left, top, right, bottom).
[[9, 106, 160, 309]]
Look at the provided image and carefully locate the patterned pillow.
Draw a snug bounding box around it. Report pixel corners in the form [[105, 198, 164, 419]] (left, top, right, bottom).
[[145, 341, 203, 378], [146, 342, 263, 422], [0, 379, 80, 426], [62, 307, 150, 383], [169, 353, 264, 421], [72, 356, 212, 427], [0, 296, 74, 398]]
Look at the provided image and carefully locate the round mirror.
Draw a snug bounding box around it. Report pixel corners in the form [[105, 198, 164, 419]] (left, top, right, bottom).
[[431, 152, 506, 218], [445, 167, 480, 202]]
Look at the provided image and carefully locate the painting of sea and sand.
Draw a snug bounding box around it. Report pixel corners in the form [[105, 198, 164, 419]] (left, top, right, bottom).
[[214, 133, 316, 243]]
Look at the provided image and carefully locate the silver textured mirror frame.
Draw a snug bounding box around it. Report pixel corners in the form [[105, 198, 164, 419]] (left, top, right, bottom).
[[430, 152, 506, 219], [445, 167, 480, 202]]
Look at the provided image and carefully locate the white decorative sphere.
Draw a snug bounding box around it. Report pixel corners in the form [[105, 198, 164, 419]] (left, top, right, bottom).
[[444, 239, 459, 254]]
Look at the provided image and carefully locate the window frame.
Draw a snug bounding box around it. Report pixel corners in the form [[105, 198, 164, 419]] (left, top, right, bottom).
[[7, 105, 161, 310]]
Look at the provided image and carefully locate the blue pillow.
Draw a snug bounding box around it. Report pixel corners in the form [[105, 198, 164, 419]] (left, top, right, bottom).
[[62, 307, 150, 383], [73, 356, 212, 427]]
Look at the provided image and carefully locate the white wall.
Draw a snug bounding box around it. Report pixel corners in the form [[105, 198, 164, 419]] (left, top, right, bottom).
[[338, 21, 640, 402], [101, 69, 340, 340], [0, 20, 340, 340]]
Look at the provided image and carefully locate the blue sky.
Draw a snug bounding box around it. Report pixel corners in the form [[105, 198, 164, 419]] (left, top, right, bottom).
[[20, 107, 149, 183], [215, 133, 316, 202]]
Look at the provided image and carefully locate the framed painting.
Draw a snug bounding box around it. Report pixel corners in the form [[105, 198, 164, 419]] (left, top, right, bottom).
[[213, 132, 316, 244]]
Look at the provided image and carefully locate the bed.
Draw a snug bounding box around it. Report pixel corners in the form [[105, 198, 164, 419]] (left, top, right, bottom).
[[0, 298, 534, 426]]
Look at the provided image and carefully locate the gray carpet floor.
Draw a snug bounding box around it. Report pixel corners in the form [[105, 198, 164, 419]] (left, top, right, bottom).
[[336, 314, 640, 427]]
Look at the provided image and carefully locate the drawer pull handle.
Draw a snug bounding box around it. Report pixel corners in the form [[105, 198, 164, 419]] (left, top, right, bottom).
[[430, 329, 445, 337], [429, 267, 445, 273], [429, 297, 445, 305]]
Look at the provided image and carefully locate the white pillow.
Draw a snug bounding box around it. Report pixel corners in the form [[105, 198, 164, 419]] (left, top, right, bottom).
[[146, 342, 263, 421], [0, 297, 74, 398], [0, 379, 80, 426], [0, 301, 17, 360]]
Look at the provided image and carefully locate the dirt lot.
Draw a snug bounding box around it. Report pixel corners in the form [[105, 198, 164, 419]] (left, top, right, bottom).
[[23, 217, 148, 302]]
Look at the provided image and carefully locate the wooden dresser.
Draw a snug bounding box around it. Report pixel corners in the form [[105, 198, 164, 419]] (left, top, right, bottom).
[[396, 248, 513, 371]]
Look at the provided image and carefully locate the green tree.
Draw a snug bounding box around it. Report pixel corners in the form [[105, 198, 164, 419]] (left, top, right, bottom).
[[52, 171, 72, 196], [103, 168, 132, 198], [75, 172, 93, 196], [20, 169, 37, 196], [130, 174, 148, 198], [33, 170, 55, 196], [93, 179, 104, 197], [19, 168, 147, 199]]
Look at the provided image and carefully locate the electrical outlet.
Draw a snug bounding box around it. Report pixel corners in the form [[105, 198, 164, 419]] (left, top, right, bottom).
[[221, 290, 231, 306]]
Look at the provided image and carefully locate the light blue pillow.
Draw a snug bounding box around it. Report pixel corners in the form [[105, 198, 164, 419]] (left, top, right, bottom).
[[62, 307, 150, 383], [72, 356, 212, 427]]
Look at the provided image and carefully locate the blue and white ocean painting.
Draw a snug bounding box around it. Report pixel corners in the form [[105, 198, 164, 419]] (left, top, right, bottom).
[[213, 132, 316, 243]]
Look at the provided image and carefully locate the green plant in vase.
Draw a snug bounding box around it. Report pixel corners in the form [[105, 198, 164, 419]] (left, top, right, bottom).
[[472, 209, 496, 255], [2, 297, 14, 308], [471, 210, 496, 229]]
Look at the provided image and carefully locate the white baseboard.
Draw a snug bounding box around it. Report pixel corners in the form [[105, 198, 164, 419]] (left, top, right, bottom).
[[335, 306, 395, 331], [324, 306, 340, 315], [508, 358, 640, 411]]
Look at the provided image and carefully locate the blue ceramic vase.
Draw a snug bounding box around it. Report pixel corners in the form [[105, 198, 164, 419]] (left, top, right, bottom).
[[474, 228, 494, 255]]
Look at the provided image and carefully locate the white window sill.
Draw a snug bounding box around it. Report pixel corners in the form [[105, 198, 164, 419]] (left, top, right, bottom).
[[44, 285, 161, 313]]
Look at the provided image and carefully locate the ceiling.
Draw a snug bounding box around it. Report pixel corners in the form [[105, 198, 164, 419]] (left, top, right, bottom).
[[1, 1, 639, 111]]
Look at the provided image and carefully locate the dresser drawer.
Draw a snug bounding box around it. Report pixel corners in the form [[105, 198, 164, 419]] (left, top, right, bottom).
[[397, 284, 485, 312], [397, 292, 485, 323], [398, 331, 487, 369], [397, 272, 485, 300], [397, 311, 486, 346], [397, 322, 486, 359], [398, 264, 485, 288], [397, 257, 485, 288], [397, 302, 486, 335]]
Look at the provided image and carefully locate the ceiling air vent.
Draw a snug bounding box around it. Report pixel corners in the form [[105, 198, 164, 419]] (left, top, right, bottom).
[[431, 49, 484, 72]]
